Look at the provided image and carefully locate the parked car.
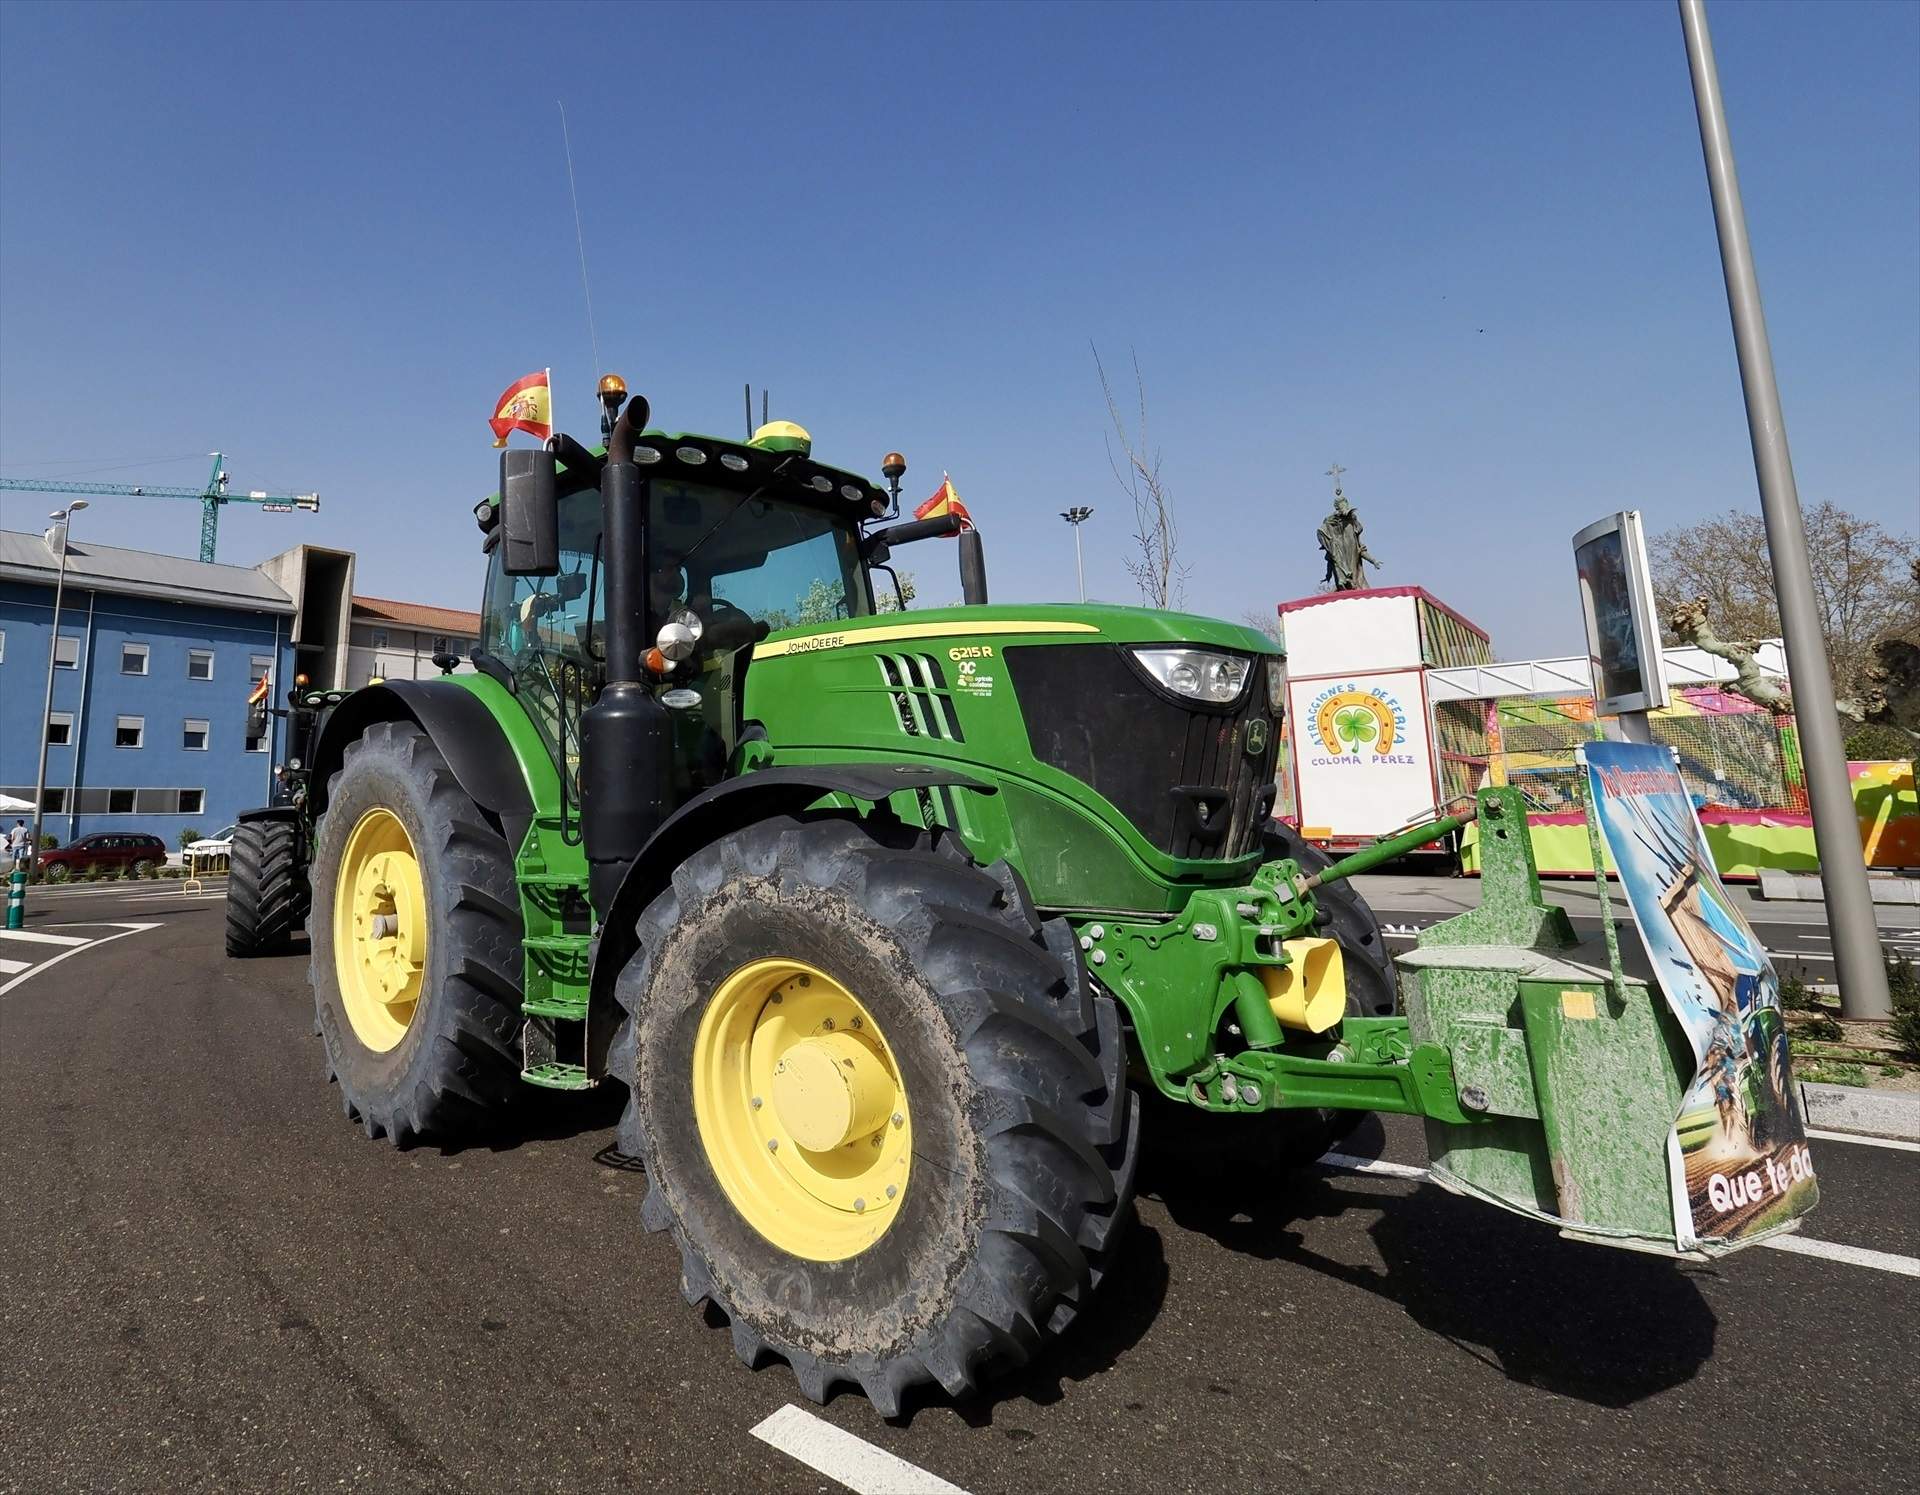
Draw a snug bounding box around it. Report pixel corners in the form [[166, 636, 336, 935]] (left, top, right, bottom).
[[37, 832, 169, 881], [185, 825, 240, 858]]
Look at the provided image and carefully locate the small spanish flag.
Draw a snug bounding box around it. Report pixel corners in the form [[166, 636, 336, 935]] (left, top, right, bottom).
[[247, 672, 272, 707], [913, 474, 973, 533], [490, 369, 553, 447]]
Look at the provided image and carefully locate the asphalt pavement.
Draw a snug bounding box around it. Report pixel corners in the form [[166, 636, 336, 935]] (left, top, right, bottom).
[[2, 878, 1915, 1494]]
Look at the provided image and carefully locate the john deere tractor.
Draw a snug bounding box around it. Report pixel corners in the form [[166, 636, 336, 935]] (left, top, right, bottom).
[[297, 378, 1811, 1413]]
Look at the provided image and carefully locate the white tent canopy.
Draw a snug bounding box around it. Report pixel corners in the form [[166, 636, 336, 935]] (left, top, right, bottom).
[[0, 793, 36, 813]]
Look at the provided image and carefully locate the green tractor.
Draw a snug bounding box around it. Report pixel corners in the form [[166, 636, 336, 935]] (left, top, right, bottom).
[[298, 379, 1809, 1412]]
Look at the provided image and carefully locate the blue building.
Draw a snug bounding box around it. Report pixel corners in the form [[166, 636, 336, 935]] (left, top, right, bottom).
[[1, 526, 297, 848]]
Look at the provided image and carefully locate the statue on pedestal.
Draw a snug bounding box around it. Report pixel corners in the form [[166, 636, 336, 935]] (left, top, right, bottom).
[[1317, 483, 1381, 592]]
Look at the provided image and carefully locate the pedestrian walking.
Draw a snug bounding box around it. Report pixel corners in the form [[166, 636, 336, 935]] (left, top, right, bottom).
[[7, 819, 31, 871]]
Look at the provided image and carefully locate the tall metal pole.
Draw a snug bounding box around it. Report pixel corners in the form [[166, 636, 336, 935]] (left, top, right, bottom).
[[1678, 0, 1889, 1019], [31, 503, 84, 859], [1061, 506, 1093, 602]]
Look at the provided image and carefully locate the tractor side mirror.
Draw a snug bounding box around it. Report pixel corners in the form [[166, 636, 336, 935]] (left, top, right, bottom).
[[958, 529, 988, 605], [499, 448, 560, 576]]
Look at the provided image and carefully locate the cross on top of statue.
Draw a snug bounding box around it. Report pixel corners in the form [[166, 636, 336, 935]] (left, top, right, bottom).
[[1316, 464, 1382, 591]]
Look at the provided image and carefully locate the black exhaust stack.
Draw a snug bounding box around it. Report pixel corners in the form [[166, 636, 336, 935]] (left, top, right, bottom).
[[580, 393, 672, 916]]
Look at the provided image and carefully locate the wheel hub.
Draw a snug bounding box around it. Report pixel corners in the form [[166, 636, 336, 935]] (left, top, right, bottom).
[[332, 808, 426, 1052], [693, 959, 912, 1261]]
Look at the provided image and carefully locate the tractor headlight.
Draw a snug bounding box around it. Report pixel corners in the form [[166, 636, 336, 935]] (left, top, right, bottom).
[[1132, 648, 1253, 705], [1266, 658, 1285, 714]]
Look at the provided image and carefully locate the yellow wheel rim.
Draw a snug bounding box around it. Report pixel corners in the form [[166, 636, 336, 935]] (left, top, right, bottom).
[[332, 807, 427, 1053], [693, 958, 912, 1262]]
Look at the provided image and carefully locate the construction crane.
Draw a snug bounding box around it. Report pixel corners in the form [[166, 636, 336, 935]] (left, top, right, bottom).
[[0, 452, 319, 563]]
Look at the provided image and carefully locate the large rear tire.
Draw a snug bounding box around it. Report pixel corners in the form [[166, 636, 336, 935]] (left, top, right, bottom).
[[612, 815, 1137, 1413], [225, 821, 303, 957], [307, 720, 524, 1144]]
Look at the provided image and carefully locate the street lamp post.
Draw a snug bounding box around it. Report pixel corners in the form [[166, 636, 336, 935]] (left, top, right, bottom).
[[31, 501, 87, 859], [1678, 0, 1889, 1020], [1060, 506, 1094, 603]]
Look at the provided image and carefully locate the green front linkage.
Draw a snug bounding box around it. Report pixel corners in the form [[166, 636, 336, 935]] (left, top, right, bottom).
[[1084, 792, 1541, 1128]]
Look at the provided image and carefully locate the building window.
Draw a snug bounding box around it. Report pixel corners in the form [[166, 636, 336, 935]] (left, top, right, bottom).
[[431, 635, 450, 655], [54, 634, 79, 669], [183, 718, 210, 751], [115, 715, 144, 749], [178, 788, 205, 815], [186, 648, 213, 680], [250, 653, 274, 687], [108, 788, 135, 814], [371, 628, 389, 648], [120, 641, 150, 675], [47, 711, 74, 746], [0, 629, 6, 662], [246, 721, 270, 752], [41, 787, 65, 814]]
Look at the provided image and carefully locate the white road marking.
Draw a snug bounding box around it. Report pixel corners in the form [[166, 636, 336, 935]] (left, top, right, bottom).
[[0, 928, 91, 947], [0, 957, 28, 975], [1760, 1235, 1920, 1278], [1775, 953, 1835, 963], [1315, 1150, 1919, 1277], [1806, 1129, 1920, 1154], [0, 922, 159, 995], [750, 1404, 970, 1495]]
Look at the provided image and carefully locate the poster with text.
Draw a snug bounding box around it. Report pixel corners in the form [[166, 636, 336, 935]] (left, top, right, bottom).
[[1582, 740, 1817, 1248]]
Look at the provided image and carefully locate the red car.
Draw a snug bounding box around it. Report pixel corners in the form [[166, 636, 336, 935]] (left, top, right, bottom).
[[37, 832, 168, 881]]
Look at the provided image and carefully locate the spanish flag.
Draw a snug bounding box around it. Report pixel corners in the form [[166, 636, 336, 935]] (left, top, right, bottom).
[[490, 369, 553, 447], [913, 474, 973, 533], [247, 672, 272, 707]]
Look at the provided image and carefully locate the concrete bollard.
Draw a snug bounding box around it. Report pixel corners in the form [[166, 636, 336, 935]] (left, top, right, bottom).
[[6, 866, 24, 930]]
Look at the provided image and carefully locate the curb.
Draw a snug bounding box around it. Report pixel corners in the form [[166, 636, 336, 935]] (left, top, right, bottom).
[[1756, 868, 1920, 905], [1799, 1081, 1920, 1142]]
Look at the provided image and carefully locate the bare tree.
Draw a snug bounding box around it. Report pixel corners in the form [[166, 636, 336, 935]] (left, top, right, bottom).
[[1093, 343, 1187, 609], [1650, 502, 1918, 702], [1239, 606, 1283, 648]]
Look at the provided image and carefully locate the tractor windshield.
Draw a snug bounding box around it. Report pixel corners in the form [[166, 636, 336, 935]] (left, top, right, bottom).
[[649, 479, 871, 631]]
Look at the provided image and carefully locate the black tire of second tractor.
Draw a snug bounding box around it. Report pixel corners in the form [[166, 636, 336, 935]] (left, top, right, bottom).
[[611, 814, 1139, 1414], [225, 820, 306, 957], [306, 720, 525, 1145], [1141, 823, 1401, 1184]]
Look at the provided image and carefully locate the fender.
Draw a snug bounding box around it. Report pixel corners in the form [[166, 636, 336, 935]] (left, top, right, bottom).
[[585, 763, 996, 1064], [308, 680, 538, 847]]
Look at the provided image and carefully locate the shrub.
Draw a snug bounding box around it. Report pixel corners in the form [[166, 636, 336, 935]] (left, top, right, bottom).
[[1798, 1014, 1844, 1043], [1778, 971, 1820, 1012], [1889, 956, 1920, 1063], [178, 827, 204, 850]]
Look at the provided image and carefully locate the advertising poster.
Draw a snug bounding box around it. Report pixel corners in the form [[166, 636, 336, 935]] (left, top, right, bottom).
[[1581, 740, 1817, 1248], [1287, 669, 1435, 840]]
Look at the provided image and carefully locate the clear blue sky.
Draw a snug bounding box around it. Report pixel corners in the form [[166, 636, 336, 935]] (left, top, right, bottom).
[[2, 0, 1914, 654]]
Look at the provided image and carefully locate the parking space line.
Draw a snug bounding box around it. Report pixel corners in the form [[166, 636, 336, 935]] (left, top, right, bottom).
[[750, 1404, 970, 1495], [1805, 1129, 1920, 1153], [0, 957, 28, 976], [0, 928, 92, 947], [0, 922, 159, 996], [1762, 1235, 1920, 1278], [1315, 1151, 1918, 1277]]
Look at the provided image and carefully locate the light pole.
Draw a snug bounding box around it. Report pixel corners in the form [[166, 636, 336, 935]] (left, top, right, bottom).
[[1060, 506, 1094, 602], [31, 501, 87, 859], [1678, 0, 1889, 1020]]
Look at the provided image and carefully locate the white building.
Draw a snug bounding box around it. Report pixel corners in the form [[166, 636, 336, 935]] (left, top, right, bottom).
[[345, 596, 481, 686]]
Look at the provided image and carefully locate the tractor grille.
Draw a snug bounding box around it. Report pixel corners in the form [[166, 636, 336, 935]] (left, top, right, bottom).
[[1005, 644, 1277, 860]]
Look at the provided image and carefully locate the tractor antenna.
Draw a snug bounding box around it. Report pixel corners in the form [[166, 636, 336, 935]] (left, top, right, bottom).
[[559, 101, 602, 399], [762, 390, 769, 428], [745, 383, 753, 439]]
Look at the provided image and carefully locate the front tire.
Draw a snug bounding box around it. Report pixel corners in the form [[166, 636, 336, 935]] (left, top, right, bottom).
[[612, 816, 1137, 1413], [225, 822, 304, 957], [307, 721, 524, 1144]]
